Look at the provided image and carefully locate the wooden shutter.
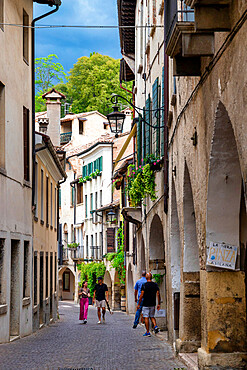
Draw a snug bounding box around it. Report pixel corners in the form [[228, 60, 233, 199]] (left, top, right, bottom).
[[137, 115, 142, 166], [107, 228, 115, 253], [152, 78, 160, 157], [161, 66, 165, 157], [23, 107, 30, 181], [145, 95, 151, 155], [124, 221, 129, 252]]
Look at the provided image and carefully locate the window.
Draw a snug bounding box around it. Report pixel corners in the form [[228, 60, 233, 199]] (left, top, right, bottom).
[[91, 235, 94, 258], [77, 183, 83, 204], [0, 0, 4, 31], [95, 192, 98, 222], [88, 162, 93, 175], [50, 253, 53, 298], [99, 156, 103, 172], [34, 162, 38, 218], [82, 165, 87, 177], [71, 186, 75, 206], [107, 228, 115, 253], [99, 232, 103, 259], [46, 176, 49, 226], [34, 253, 37, 305], [152, 77, 160, 156], [46, 253, 48, 298], [41, 170, 44, 221], [85, 195, 88, 218], [54, 187, 57, 228], [0, 239, 5, 304], [23, 9, 29, 63], [145, 95, 151, 155], [79, 120, 84, 134], [86, 235, 89, 257], [100, 190, 103, 206], [0, 82, 5, 168], [63, 271, 70, 291], [23, 107, 30, 181], [90, 193, 93, 212], [95, 233, 98, 259], [54, 253, 57, 292], [23, 241, 30, 298], [50, 183, 53, 227]]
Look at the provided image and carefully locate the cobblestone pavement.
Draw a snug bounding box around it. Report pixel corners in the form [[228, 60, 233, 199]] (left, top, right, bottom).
[[0, 301, 186, 370]]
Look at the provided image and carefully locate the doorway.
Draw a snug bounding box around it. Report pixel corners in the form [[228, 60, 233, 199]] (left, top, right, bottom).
[[10, 240, 20, 337], [39, 253, 44, 325]]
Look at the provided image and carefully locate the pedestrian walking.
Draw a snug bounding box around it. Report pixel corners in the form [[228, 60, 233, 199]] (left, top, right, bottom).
[[137, 272, 160, 337], [92, 276, 108, 324], [79, 281, 90, 324], [133, 271, 147, 328]]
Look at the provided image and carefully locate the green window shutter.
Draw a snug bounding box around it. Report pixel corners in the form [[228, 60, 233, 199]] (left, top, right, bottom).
[[83, 166, 87, 177], [72, 187, 75, 206], [93, 160, 97, 171], [152, 77, 160, 157], [137, 115, 142, 166], [145, 95, 151, 155], [88, 162, 92, 175], [99, 156, 103, 172], [142, 108, 146, 159], [161, 66, 165, 157]]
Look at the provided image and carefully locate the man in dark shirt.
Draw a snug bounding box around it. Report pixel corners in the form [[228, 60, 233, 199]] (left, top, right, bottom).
[[137, 272, 160, 337], [93, 276, 108, 324]]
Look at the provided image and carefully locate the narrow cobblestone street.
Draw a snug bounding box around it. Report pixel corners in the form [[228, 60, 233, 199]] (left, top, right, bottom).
[[0, 302, 186, 370]]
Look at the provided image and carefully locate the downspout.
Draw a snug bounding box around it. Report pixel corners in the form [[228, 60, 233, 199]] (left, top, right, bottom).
[[31, 3, 60, 208]]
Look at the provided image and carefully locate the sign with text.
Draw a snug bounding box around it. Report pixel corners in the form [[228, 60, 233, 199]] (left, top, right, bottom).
[[206, 242, 238, 270]]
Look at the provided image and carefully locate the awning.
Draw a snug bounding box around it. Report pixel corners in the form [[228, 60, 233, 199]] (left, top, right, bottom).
[[120, 55, 135, 82], [113, 123, 136, 170]]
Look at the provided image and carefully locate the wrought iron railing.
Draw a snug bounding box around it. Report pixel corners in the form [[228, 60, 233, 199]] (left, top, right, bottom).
[[165, 0, 194, 45], [60, 132, 72, 144]]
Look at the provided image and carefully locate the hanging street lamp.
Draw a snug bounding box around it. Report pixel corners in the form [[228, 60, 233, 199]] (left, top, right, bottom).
[[106, 106, 126, 138], [106, 94, 165, 137], [107, 208, 116, 223]]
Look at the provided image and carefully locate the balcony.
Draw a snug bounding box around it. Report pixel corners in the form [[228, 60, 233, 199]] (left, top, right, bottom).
[[60, 132, 72, 144], [165, 1, 215, 76], [184, 0, 231, 32], [62, 247, 81, 261]]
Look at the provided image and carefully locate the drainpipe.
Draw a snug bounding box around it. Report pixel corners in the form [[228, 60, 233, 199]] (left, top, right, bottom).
[[31, 2, 61, 208]]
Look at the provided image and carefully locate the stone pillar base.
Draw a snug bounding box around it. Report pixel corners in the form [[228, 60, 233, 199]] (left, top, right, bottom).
[[198, 348, 247, 369], [176, 338, 201, 353]]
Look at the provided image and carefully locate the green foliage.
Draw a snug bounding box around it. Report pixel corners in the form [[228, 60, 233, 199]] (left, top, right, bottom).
[[54, 53, 131, 116], [126, 163, 157, 207], [79, 171, 101, 184], [153, 273, 165, 286], [78, 262, 106, 296], [35, 54, 67, 112], [105, 227, 125, 285], [67, 242, 79, 249]]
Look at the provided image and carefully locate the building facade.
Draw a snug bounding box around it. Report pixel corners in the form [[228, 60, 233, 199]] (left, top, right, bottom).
[[117, 0, 247, 368]]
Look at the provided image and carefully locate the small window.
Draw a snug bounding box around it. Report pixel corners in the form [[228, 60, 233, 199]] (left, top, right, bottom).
[[90, 193, 93, 212], [77, 183, 83, 204], [23, 107, 30, 181], [41, 170, 44, 221], [23, 9, 29, 63], [104, 123, 108, 130], [46, 176, 49, 226], [79, 120, 84, 134], [71, 186, 75, 206]]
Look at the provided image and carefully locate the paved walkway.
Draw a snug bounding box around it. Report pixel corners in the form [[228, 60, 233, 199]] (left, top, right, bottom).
[[0, 301, 186, 370]]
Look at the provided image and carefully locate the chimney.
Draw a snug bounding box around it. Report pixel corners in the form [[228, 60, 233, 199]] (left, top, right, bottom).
[[42, 88, 66, 146]]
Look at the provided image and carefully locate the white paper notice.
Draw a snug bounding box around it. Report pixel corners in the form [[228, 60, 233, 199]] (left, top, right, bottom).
[[206, 242, 238, 270]]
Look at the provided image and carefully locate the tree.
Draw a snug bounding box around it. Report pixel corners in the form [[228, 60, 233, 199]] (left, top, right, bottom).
[[64, 53, 132, 116], [35, 54, 66, 112]]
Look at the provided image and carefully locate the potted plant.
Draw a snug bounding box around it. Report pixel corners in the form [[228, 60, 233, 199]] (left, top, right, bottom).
[[95, 169, 101, 176], [85, 175, 91, 182], [91, 172, 97, 179], [67, 242, 79, 249]]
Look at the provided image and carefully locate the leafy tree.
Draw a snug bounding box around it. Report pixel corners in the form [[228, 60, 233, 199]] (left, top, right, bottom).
[[35, 54, 66, 112], [61, 53, 132, 116]]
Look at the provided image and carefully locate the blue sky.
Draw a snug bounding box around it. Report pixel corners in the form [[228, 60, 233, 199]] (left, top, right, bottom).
[[34, 0, 122, 74]]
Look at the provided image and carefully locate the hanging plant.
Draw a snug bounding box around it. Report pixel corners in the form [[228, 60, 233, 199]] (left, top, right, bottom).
[[105, 227, 125, 285], [153, 273, 165, 286]]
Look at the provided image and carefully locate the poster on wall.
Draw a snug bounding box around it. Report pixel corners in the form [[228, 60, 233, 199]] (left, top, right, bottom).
[[206, 242, 238, 270]]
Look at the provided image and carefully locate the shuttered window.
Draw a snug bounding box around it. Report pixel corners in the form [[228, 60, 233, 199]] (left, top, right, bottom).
[[71, 186, 75, 206], [142, 108, 146, 160], [93, 160, 97, 171], [46, 176, 49, 226], [152, 77, 160, 157], [23, 106, 30, 181], [107, 228, 115, 253], [82, 165, 87, 177], [99, 156, 103, 172], [85, 195, 88, 218], [145, 95, 151, 155], [137, 115, 142, 166], [161, 67, 165, 157]]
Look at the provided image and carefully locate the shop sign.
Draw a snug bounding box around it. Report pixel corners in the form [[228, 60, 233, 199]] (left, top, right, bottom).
[[206, 242, 238, 270]]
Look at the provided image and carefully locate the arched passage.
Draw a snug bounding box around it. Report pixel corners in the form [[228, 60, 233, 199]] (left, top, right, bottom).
[[127, 264, 135, 314], [178, 163, 201, 352], [104, 270, 112, 307], [149, 214, 166, 329], [58, 267, 75, 301], [203, 101, 247, 355], [170, 180, 181, 341]]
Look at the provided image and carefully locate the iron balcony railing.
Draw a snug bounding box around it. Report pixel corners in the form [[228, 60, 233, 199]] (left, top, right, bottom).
[[62, 247, 81, 260], [165, 0, 194, 45], [60, 132, 72, 144]]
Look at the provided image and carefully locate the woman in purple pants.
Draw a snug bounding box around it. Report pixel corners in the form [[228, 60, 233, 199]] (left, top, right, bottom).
[[79, 281, 90, 324]]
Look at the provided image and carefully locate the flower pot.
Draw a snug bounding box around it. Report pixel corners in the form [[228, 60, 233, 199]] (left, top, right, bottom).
[[150, 161, 162, 172]]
